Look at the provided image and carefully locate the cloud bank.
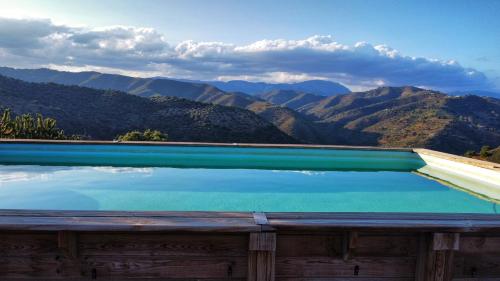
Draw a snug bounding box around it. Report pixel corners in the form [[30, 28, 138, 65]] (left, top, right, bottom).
[[0, 17, 493, 91]]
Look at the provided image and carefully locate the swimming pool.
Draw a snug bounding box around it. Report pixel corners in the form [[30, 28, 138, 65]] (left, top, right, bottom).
[[0, 142, 498, 213]]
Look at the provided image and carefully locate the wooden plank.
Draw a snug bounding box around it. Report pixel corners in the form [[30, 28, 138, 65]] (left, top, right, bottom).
[[267, 217, 500, 232], [276, 234, 417, 258], [0, 211, 499, 233], [79, 233, 248, 256], [248, 251, 275, 281], [0, 256, 81, 279], [342, 232, 358, 261], [0, 209, 252, 218], [0, 279, 246, 281], [415, 233, 429, 281], [275, 257, 416, 277], [433, 233, 460, 251], [276, 277, 412, 281], [276, 234, 341, 257], [453, 254, 500, 277], [0, 279, 245, 281], [249, 233, 276, 251], [459, 235, 500, 254], [425, 234, 457, 281], [0, 233, 58, 256], [83, 256, 247, 279], [0, 216, 261, 232], [58, 231, 78, 258], [265, 213, 500, 221], [248, 232, 276, 281], [355, 234, 418, 257]]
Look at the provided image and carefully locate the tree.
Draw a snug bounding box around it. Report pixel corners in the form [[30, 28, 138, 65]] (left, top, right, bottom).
[[464, 150, 476, 157], [117, 129, 167, 142], [490, 147, 500, 164], [0, 108, 78, 140], [479, 145, 491, 158]]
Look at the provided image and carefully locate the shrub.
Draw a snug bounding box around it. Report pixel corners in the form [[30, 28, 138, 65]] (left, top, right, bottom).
[[117, 129, 167, 142], [479, 145, 491, 158], [464, 150, 476, 157], [0, 108, 78, 140], [489, 148, 500, 164]]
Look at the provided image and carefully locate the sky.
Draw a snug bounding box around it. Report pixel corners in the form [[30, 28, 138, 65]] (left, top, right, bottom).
[[0, 0, 499, 91]]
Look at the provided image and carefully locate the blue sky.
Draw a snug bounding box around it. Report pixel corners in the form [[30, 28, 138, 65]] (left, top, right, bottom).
[[0, 0, 499, 91]]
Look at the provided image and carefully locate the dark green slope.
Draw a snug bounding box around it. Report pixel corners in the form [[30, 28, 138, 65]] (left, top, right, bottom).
[[0, 75, 295, 143]]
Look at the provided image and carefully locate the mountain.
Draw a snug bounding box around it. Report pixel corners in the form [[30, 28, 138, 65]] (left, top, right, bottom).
[[0, 67, 257, 107], [450, 90, 500, 98], [0, 67, 321, 143], [258, 90, 327, 111], [260, 86, 500, 154], [204, 80, 350, 96], [2, 67, 499, 154], [0, 75, 295, 143]]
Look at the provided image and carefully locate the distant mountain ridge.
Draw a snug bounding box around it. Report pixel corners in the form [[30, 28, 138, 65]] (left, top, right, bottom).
[[0, 74, 294, 143], [1, 66, 499, 154], [260, 87, 500, 153], [450, 89, 500, 98], [202, 79, 350, 96]]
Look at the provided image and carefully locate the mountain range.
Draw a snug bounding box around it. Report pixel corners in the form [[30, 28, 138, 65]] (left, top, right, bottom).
[[450, 90, 500, 98], [259, 88, 500, 153], [198, 79, 351, 96], [0, 75, 293, 143], [0, 66, 499, 154]]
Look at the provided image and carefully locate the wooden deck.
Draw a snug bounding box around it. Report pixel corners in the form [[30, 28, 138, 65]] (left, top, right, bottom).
[[0, 210, 499, 280]]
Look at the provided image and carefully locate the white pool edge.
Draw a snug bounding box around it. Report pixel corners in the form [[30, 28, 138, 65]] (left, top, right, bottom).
[[414, 148, 500, 201]]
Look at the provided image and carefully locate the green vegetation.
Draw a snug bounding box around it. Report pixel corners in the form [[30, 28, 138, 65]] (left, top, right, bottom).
[[479, 145, 491, 158], [0, 74, 293, 143], [117, 129, 167, 142], [0, 108, 77, 140], [464, 145, 500, 164]]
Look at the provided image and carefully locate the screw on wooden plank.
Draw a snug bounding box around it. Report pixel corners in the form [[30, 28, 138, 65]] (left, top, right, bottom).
[[354, 265, 360, 276]]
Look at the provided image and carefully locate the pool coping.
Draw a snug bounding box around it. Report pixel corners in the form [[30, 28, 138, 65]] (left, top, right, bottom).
[[0, 210, 499, 233]]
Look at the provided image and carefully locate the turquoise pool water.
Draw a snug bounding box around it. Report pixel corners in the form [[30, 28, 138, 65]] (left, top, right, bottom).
[[0, 143, 497, 213]]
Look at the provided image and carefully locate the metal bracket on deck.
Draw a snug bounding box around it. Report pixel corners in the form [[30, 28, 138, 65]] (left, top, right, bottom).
[[253, 212, 274, 231]]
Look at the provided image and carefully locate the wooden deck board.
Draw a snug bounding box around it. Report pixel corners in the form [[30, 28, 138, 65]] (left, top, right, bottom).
[[0, 211, 498, 232], [0, 214, 260, 232]]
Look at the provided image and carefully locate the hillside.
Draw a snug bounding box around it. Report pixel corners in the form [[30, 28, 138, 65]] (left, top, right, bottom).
[[0, 75, 295, 143], [204, 79, 350, 96], [0, 67, 321, 143], [1, 67, 499, 153], [260, 87, 500, 153]]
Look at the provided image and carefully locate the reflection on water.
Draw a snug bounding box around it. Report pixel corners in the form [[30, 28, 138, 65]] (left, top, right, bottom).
[[91, 167, 154, 174], [0, 165, 497, 213]]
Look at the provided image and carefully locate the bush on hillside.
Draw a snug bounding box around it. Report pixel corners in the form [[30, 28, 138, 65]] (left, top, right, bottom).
[[117, 129, 167, 142]]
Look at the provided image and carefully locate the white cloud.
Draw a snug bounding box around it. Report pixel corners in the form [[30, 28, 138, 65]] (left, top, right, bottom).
[[0, 17, 494, 91]]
